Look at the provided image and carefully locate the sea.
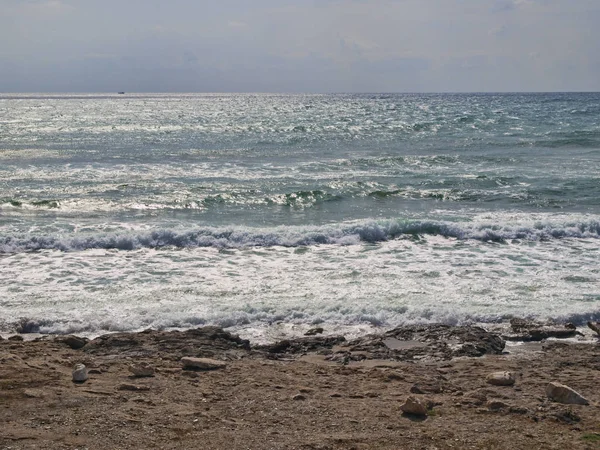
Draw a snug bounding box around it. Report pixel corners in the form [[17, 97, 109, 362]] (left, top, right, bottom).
[[1, 92, 599, 342]]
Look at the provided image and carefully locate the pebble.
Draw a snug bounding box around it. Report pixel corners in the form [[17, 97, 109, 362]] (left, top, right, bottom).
[[486, 371, 516, 386], [129, 364, 155, 377], [546, 382, 589, 405], [118, 383, 150, 391], [72, 364, 88, 382], [487, 400, 509, 411], [400, 396, 428, 417], [181, 357, 227, 371]]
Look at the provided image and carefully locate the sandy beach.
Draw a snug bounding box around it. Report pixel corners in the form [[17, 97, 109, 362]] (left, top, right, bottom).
[[1, 323, 599, 449]]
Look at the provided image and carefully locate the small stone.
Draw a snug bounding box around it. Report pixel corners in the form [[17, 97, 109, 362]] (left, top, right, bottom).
[[129, 364, 155, 377], [487, 400, 509, 411], [181, 357, 227, 371], [509, 406, 529, 415], [486, 371, 516, 386], [400, 396, 428, 417], [8, 335, 24, 342], [72, 364, 88, 382], [411, 381, 443, 394], [546, 382, 589, 405], [118, 383, 150, 391], [61, 336, 88, 350], [292, 394, 306, 401]]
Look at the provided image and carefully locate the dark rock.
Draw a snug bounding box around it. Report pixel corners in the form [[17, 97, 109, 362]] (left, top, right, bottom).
[[304, 327, 324, 336], [347, 324, 505, 361], [588, 321, 600, 336], [504, 326, 578, 342], [15, 318, 40, 334], [8, 335, 24, 342], [84, 326, 250, 359], [292, 394, 306, 401], [60, 335, 88, 350], [257, 336, 346, 354]]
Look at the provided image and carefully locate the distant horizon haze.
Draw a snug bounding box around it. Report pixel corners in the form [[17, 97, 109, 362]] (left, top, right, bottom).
[[1, 0, 599, 93]]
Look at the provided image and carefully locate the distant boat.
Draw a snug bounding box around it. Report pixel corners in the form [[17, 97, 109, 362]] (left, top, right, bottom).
[[118, 92, 125, 95]]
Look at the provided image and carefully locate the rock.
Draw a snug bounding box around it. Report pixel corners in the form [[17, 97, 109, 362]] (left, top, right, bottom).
[[129, 364, 155, 377], [545, 382, 589, 405], [554, 409, 581, 424], [528, 328, 577, 341], [487, 400, 509, 411], [508, 406, 529, 415], [118, 383, 150, 391], [72, 364, 88, 382], [410, 381, 443, 394], [181, 357, 227, 371], [486, 371, 516, 386], [292, 394, 306, 401], [15, 318, 40, 334], [400, 396, 428, 417], [588, 321, 600, 336], [61, 335, 88, 350], [8, 335, 24, 342], [304, 327, 324, 336]]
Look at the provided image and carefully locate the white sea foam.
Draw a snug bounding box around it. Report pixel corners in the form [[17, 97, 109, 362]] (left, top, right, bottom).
[[1, 236, 599, 340]]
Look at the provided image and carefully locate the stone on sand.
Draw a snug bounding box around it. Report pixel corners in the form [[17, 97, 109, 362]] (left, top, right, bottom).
[[486, 371, 516, 386], [400, 396, 428, 417], [181, 357, 227, 371], [72, 363, 88, 382], [129, 364, 155, 377], [545, 382, 589, 405]]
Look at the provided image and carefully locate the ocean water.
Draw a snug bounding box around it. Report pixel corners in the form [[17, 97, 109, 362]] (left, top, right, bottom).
[[1, 92, 599, 341]]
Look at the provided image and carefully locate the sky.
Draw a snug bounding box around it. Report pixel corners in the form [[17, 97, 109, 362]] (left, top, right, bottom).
[[1, 0, 599, 92]]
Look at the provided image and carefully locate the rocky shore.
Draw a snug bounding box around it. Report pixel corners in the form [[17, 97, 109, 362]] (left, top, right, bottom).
[[1, 322, 599, 449]]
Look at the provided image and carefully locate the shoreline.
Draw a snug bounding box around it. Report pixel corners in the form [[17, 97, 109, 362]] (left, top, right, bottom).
[[2, 317, 599, 345], [2, 323, 599, 449]]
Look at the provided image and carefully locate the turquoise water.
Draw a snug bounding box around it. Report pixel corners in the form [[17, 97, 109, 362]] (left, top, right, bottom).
[[1, 93, 599, 339]]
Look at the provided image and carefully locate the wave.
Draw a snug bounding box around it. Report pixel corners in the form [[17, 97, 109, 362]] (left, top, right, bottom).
[[1, 198, 61, 209], [1, 218, 599, 253]]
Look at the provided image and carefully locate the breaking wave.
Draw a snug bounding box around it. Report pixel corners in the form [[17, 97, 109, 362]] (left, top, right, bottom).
[[1, 218, 599, 253]]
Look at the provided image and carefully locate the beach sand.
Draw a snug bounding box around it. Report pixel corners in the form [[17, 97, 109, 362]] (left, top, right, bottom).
[[1, 325, 599, 449]]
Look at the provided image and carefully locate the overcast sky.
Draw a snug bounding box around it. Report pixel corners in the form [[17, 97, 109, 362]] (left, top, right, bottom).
[[1, 0, 599, 92]]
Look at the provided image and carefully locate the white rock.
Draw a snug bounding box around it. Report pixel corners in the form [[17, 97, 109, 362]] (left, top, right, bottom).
[[486, 371, 516, 386], [400, 396, 428, 416], [72, 363, 88, 382], [129, 364, 155, 377], [181, 357, 227, 371], [546, 382, 589, 405]]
